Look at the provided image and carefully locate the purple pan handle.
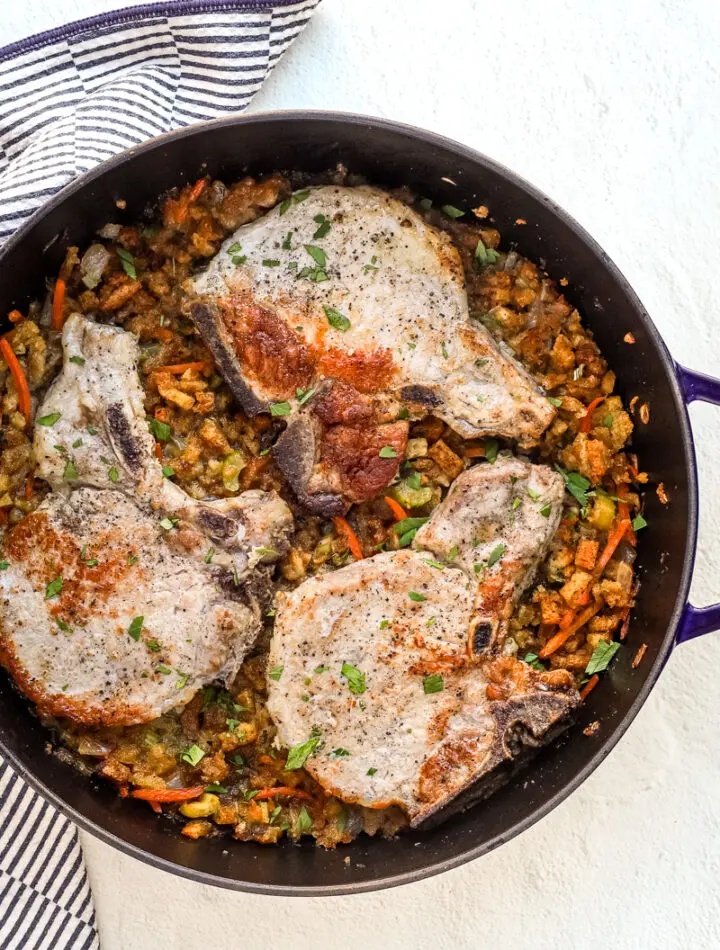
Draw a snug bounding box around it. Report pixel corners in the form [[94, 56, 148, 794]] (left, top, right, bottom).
[[675, 364, 720, 643]]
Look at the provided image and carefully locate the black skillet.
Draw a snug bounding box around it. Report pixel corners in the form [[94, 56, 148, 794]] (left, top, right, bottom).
[[0, 112, 717, 895]]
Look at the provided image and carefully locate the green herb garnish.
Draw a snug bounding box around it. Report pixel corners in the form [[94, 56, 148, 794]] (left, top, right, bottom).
[[523, 652, 545, 671], [45, 577, 63, 600], [408, 591, 427, 602], [487, 543, 506, 567], [269, 665, 284, 681], [484, 438, 499, 463], [313, 214, 331, 239], [148, 418, 171, 441], [555, 465, 591, 508], [341, 662, 366, 695], [63, 459, 78, 481], [303, 244, 327, 268], [38, 412, 61, 426], [423, 674, 444, 694], [441, 204, 464, 218], [285, 732, 322, 770], [585, 640, 621, 676], [632, 515, 647, 531], [108, 466, 119, 482], [181, 744, 205, 767], [116, 247, 137, 278], [323, 305, 350, 332], [127, 616, 144, 641], [379, 445, 398, 459], [270, 401, 291, 416]]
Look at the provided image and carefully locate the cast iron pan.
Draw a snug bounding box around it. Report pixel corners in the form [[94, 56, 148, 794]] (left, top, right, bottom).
[[0, 112, 717, 895]]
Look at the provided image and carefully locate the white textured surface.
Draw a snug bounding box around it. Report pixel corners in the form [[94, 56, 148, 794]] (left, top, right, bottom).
[[4, 1, 720, 947]]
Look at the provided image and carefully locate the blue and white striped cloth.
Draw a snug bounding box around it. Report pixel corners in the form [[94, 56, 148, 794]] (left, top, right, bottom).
[[0, 2, 319, 946]]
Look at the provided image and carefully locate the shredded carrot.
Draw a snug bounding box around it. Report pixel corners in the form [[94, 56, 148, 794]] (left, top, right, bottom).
[[148, 801, 162, 814], [154, 406, 170, 422], [252, 787, 314, 801], [616, 484, 636, 546], [24, 477, 34, 500], [383, 496, 407, 522], [152, 327, 173, 343], [333, 516, 364, 560], [188, 178, 207, 203], [596, 519, 630, 573], [130, 785, 204, 803], [7, 309, 23, 324], [462, 446, 487, 458], [257, 754, 274, 765], [118, 785, 129, 798], [580, 396, 605, 434], [580, 674, 599, 700], [51, 278, 66, 331], [154, 441, 163, 462], [632, 643, 648, 668], [0, 510, 8, 526], [0, 338, 31, 425], [539, 598, 605, 658], [152, 361, 209, 375]]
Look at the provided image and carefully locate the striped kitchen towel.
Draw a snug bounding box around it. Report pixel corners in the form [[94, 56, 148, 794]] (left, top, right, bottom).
[[0, 2, 319, 947], [0, 0, 320, 245]]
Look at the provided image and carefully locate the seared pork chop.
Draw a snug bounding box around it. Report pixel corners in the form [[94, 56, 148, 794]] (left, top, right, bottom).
[[34, 315, 293, 576], [267, 457, 577, 824], [0, 489, 259, 726], [190, 186, 555, 514]]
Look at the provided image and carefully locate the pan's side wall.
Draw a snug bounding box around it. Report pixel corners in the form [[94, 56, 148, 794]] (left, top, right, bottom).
[[0, 115, 692, 894]]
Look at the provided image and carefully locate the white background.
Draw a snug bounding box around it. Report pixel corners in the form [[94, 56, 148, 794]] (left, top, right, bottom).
[[3, 1, 720, 947]]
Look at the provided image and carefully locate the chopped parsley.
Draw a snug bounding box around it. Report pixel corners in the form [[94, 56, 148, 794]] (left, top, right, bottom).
[[45, 577, 63, 600], [341, 662, 366, 695], [162, 465, 175, 478], [539, 503, 552, 517], [262, 258, 281, 267], [528, 488, 541, 502], [407, 470, 421, 489], [511, 498, 522, 510], [147, 640, 161, 652], [447, 544, 459, 560], [148, 418, 171, 441], [281, 231, 293, 250], [116, 247, 137, 279], [269, 665, 284, 681], [313, 214, 331, 239], [108, 466, 119, 483], [379, 620, 390, 629], [423, 558, 445, 570], [441, 204, 464, 218], [205, 784, 227, 794], [80, 545, 98, 566], [441, 341, 449, 359], [555, 465, 591, 508], [37, 412, 61, 426], [423, 674, 444, 694], [232, 254, 246, 266], [408, 591, 427, 602], [585, 640, 621, 676], [127, 616, 144, 641], [523, 652, 545, 671], [228, 242, 242, 254], [56, 619, 72, 633], [254, 547, 278, 556], [155, 663, 172, 675], [603, 413, 614, 428], [0, 561, 8, 571], [270, 401, 291, 416], [279, 190, 310, 216], [379, 445, 398, 459], [548, 396, 563, 407], [474, 240, 500, 267], [204, 548, 215, 564], [69, 355, 86, 366], [285, 731, 322, 770], [487, 543, 506, 567], [363, 255, 379, 274], [159, 517, 178, 531], [303, 244, 327, 268], [397, 407, 410, 420], [63, 459, 78, 481], [484, 438, 499, 463], [72, 438, 83, 448], [176, 672, 189, 689], [329, 748, 350, 758], [296, 386, 316, 406], [180, 744, 205, 767], [127, 553, 138, 566], [632, 515, 647, 531], [313, 664, 329, 674], [366, 767, 378, 776], [296, 807, 313, 834], [87, 424, 98, 436], [323, 305, 350, 332]]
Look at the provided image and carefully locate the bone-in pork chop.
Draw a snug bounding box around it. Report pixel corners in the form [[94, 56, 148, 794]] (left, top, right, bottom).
[[190, 186, 555, 514], [266, 457, 578, 824], [34, 314, 293, 577], [0, 488, 259, 727]]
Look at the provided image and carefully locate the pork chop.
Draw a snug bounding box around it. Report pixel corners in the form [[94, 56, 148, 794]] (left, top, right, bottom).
[[0, 488, 259, 727], [266, 457, 577, 824], [34, 314, 293, 576], [190, 185, 555, 514]]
